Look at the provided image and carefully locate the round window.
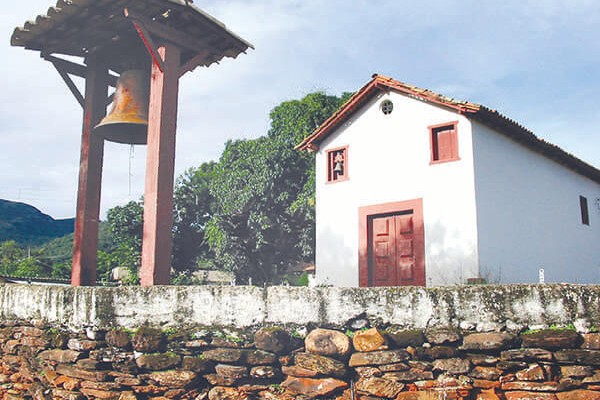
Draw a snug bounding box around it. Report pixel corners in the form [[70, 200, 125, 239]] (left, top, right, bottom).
[[381, 99, 393, 115]]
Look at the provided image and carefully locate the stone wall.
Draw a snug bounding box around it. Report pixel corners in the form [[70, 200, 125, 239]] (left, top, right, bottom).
[[0, 284, 599, 331], [0, 283, 599, 400]]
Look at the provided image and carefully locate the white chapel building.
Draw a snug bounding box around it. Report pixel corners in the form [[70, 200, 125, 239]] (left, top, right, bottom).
[[297, 74, 600, 287]]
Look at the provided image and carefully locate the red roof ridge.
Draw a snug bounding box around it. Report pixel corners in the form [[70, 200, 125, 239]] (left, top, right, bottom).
[[296, 74, 600, 184]]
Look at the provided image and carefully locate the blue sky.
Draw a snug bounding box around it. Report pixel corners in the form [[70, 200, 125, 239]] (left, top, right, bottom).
[[1, 0, 599, 218]]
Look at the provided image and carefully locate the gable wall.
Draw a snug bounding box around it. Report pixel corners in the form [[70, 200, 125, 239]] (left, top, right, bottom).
[[315, 91, 480, 286], [472, 121, 600, 283]]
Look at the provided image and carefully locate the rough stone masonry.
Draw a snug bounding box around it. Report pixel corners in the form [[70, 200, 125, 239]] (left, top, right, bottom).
[[0, 283, 598, 399]]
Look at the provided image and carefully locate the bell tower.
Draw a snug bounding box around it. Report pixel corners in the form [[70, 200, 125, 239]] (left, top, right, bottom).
[[11, 0, 253, 286]]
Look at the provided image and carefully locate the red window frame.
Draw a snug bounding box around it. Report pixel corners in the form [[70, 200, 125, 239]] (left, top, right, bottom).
[[326, 145, 349, 183], [429, 121, 459, 164]]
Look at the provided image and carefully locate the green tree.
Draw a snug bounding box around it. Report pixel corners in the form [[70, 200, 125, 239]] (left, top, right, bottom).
[[206, 91, 351, 283], [99, 200, 144, 283], [172, 161, 217, 271], [0, 240, 24, 275]]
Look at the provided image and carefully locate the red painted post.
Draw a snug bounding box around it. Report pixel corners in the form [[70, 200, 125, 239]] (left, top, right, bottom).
[[140, 44, 181, 286], [71, 57, 108, 286]]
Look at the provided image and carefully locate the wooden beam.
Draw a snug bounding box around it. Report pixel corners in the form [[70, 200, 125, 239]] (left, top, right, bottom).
[[52, 61, 85, 108], [124, 8, 210, 57], [178, 51, 209, 78], [124, 8, 166, 72], [140, 43, 181, 286], [71, 56, 109, 287], [42, 54, 118, 87]]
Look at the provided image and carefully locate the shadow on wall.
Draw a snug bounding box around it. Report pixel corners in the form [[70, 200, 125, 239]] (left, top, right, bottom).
[[317, 226, 357, 286], [424, 219, 478, 286]]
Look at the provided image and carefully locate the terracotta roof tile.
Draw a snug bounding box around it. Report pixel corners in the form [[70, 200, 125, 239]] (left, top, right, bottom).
[[297, 74, 600, 184]]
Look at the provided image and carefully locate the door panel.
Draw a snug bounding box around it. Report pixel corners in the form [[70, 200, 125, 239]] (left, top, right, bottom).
[[359, 199, 425, 287], [372, 216, 395, 285], [369, 212, 421, 286]]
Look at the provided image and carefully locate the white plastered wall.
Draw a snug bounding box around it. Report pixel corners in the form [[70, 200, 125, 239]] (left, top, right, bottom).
[[472, 121, 600, 284], [315, 91, 480, 287]]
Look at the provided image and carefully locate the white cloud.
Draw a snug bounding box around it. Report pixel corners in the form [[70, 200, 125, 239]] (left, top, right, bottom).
[[0, 0, 598, 218]]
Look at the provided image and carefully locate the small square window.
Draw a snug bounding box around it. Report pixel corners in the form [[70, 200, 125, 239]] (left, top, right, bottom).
[[429, 121, 459, 163], [580, 195, 590, 225], [326, 146, 348, 183]]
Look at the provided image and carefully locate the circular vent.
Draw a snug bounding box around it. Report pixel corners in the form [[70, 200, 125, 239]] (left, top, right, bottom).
[[381, 99, 393, 115]]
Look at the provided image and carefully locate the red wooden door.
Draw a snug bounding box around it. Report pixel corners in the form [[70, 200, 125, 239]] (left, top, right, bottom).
[[369, 212, 422, 286]]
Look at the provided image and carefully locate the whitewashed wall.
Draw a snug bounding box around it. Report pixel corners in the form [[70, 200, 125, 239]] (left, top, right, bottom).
[[1, 284, 598, 331], [472, 122, 600, 284], [315, 92, 480, 287]]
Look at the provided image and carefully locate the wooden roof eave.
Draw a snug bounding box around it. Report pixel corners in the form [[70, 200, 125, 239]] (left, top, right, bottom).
[[11, 0, 253, 63]]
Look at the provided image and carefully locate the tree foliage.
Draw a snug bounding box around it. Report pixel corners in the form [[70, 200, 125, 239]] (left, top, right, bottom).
[[2, 90, 351, 285], [206, 92, 351, 283]]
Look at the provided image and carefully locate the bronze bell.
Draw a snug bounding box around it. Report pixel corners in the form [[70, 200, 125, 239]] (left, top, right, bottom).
[[94, 69, 149, 145]]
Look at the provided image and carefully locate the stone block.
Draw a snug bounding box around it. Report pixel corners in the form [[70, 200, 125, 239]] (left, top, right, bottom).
[[354, 376, 404, 398], [52, 389, 85, 400], [348, 349, 410, 367], [39, 349, 82, 363], [582, 333, 600, 350], [504, 392, 558, 400], [556, 390, 600, 400], [67, 339, 100, 352], [352, 328, 387, 353], [215, 364, 248, 380], [560, 365, 593, 379], [501, 381, 560, 391], [470, 366, 502, 380], [386, 328, 425, 348], [55, 365, 108, 382], [131, 327, 165, 353], [305, 328, 351, 357], [461, 332, 517, 351], [467, 354, 499, 366], [432, 357, 472, 375], [501, 348, 554, 362], [204, 373, 237, 387], [208, 386, 249, 400], [515, 364, 546, 381], [554, 349, 600, 365], [149, 370, 198, 388], [281, 365, 318, 378], [354, 366, 382, 378], [184, 339, 209, 349], [105, 330, 131, 349], [254, 327, 291, 355], [203, 348, 244, 364], [79, 388, 120, 399], [80, 381, 122, 391], [425, 328, 462, 345], [521, 330, 582, 350], [382, 368, 434, 382], [75, 358, 111, 371], [379, 362, 410, 372], [250, 366, 278, 379], [294, 352, 347, 378], [135, 353, 181, 371], [281, 376, 347, 398], [424, 345, 458, 360], [181, 356, 212, 373], [244, 349, 277, 365]]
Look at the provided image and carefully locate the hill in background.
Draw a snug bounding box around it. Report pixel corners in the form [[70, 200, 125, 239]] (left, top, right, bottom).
[[0, 199, 75, 245]]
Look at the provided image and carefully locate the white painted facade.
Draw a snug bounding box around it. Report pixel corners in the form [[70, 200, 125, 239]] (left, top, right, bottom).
[[472, 122, 600, 284], [314, 89, 600, 286]]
